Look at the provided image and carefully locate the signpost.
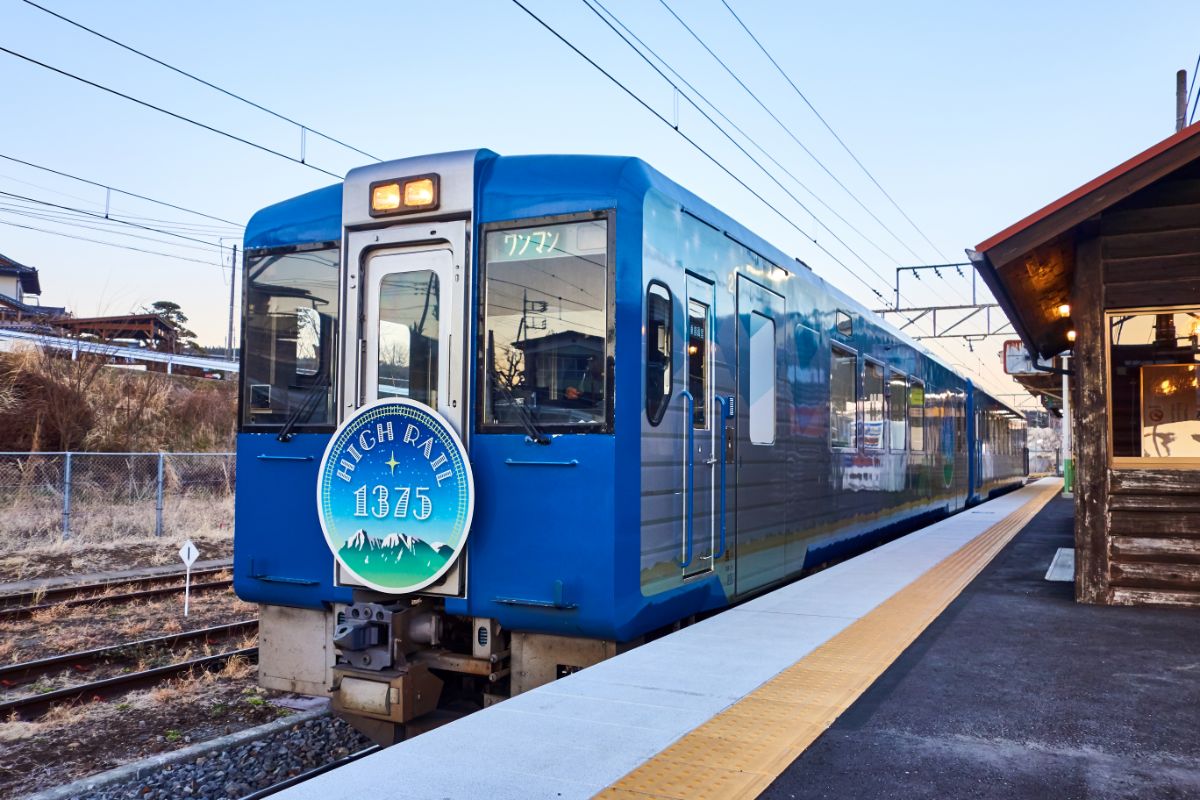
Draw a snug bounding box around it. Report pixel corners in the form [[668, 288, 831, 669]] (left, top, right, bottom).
[[178, 539, 199, 616]]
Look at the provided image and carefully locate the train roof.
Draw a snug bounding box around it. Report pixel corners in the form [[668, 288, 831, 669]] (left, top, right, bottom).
[[243, 152, 1015, 413]]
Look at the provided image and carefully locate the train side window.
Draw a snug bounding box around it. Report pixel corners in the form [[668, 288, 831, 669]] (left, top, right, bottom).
[[835, 310, 853, 337], [646, 282, 672, 426], [830, 345, 857, 449], [863, 361, 885, 450], [887, 370, 907, 451], [748, 311, 775, 444], [909, 379, 925, 451]]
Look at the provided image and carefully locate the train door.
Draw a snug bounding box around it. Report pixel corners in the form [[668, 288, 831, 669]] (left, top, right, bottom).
[[361, 247, 460, 430], [680, 274, 717, 579], [733, 275, 787, 595]]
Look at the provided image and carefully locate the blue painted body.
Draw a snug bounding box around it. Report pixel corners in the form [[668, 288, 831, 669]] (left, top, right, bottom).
[[234, 153, 1026, 644]]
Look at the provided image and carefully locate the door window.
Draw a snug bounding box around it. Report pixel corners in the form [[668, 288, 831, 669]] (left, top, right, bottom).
[[688, 299, 710, 429], [748, 312, 775, 445], [864, 361, 885, 450], [830, 346, 858, 449], [377, 270, 439, 406]]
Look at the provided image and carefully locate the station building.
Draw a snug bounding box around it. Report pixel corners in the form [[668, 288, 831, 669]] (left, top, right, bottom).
[[973, 121, 1200, 607]]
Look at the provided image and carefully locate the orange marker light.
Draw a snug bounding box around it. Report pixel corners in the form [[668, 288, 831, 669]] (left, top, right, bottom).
[[371, 183, 401, 213], [403, 177, 436, 208]]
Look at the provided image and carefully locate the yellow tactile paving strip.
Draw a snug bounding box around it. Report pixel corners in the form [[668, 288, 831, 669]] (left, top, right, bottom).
[[598, 481, 1061, 800]]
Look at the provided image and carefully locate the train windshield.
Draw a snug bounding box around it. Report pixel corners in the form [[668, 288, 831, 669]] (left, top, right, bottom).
[[480, 217, 610, 432], [241, 245, 339, 431]]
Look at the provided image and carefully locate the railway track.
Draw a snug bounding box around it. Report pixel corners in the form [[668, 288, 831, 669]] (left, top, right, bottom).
[[0, 567, 233, 621], [237, 744, 382, 800], [0, 620, 258, 720]]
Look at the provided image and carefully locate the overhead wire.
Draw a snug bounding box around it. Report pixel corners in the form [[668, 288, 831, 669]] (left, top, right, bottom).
[[1189, 49, 1200, 125], [588, 0, 909, 270], [657, 0, 932, 268], [718, 0, 959, 267], [0, 204, 225, 253], [0, 153, 242, 227], [0, 190, 224, 250], [0, 45, 341, 179], [515, 1, 1005, 393], [0, 219, 225, 267], [17, 0, 380, 163]]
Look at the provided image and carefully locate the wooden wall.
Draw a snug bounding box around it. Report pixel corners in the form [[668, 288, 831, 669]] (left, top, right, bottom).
[[1073, 165, 1200, 606]]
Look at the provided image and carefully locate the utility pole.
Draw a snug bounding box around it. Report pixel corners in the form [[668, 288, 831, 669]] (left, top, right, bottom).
[[226, 244, 237, 359], [1177, 70, 1188, 133]]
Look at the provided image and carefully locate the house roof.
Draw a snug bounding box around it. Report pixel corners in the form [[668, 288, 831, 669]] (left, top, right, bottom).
[[0, 253, 42, 295], [973, 120, 1200, 359], [0, 293, 65, 317]]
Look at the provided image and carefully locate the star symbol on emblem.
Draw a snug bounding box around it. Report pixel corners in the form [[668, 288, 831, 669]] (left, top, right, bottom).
[[385, 451, 400, 474]]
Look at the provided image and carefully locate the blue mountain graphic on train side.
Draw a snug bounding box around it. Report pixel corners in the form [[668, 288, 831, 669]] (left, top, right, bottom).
[[339, 529, 455, 586]]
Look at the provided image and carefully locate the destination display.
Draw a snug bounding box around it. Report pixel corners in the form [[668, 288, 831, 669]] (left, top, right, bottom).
[[485, 219, 606, 263]]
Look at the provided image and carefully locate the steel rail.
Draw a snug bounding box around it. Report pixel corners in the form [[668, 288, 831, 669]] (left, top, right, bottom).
[[0, 566, 232, 608], [0, 646, 258, 720], [0, 575, 233, 621], [0, 619, 258, 688]]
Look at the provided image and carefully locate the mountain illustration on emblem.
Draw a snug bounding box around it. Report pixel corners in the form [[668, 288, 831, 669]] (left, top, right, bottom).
[[338, 529, 455, 586]]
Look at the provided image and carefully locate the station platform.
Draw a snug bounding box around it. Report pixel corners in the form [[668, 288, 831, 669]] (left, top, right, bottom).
[[275, 478, 1200, 799]]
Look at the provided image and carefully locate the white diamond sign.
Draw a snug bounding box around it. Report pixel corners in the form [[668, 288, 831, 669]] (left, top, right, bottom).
[[178, 539, 199, 616], [179, 540, 199, 567]]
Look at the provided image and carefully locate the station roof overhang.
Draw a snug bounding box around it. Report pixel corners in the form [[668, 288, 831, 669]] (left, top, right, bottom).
[[971, 120, 1200, 362]]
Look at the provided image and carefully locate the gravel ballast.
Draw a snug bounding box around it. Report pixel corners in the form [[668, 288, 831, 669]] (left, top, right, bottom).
[[72, 714, 370, 800]]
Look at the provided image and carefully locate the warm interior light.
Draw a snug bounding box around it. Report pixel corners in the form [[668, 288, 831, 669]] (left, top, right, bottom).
[[1056, 303, 1071, 318], [403, 177, 436, 208], [1067, 329, 1077, 343], [371, 183, 401, 212], [687, 345, 699, 355]]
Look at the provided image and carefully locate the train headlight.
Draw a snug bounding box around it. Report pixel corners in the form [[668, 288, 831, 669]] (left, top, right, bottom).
[[369, 174, 440, 217]]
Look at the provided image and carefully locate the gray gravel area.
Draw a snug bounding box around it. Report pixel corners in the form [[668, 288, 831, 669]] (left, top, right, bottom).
[[80, 715, 370, 800]]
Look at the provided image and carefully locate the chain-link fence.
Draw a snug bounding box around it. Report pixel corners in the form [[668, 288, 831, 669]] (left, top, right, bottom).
[[0, 453, 234, 576]]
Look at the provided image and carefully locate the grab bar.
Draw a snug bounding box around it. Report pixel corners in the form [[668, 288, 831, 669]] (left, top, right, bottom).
[[714, 395, 728, 560], [679, 390, 695, 568]]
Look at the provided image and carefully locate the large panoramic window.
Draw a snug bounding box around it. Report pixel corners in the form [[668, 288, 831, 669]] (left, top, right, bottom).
[[830, 345, 857, 449], [480, 216, 610, 432], [241, 245, 339, 431], [1109, 307, 1200, 460]]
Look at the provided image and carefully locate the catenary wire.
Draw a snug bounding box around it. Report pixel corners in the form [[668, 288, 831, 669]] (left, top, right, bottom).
[[0, 205, 226, 253], [0, 219, 225, 267], [508, 0, 895, 306], [0, 190, 224, 250], [658, 0, 931, 268], [0, 45, 341, 179], [17, 0, 380, 163], [719, 0, 959, 267], [0, 153, 242, 227], [587, 0, 909, 270]]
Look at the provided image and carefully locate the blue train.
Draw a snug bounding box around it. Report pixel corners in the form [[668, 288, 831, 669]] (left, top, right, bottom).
[[235, 149, 1026, 743]]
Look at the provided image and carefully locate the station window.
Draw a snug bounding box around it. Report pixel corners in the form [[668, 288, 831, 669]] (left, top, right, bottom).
[[748, 312, 775, 444], [830, 345, 857, 449], [241, 244, 339, 431], [646, 283, 672, 426], [887, 371, 907, 451], [1108, 306, 1200, 460], [863, 361, 885, 450], [689, 299, 709, 430], [909, 379, 925, 452]]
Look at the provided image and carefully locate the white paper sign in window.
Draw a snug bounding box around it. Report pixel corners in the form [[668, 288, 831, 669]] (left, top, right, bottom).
[[749, 312, 775, 445]]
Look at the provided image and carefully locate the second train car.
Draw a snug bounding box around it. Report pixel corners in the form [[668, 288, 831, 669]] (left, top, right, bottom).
[[234, 149, 1027, 743]]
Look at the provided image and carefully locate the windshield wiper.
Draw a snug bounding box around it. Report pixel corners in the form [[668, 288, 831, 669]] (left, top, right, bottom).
[[488, 370, 549, 445], [277, 371, 329, 443]]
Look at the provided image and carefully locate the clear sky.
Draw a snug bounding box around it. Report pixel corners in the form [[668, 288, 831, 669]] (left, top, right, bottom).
[[3, 0, 1198, 399]]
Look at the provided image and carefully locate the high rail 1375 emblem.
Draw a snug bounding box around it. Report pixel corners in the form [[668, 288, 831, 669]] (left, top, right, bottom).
[[316, 399, 474, 593]]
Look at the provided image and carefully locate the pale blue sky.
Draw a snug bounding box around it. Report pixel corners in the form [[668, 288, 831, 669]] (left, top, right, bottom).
[[3, 0, 1198, 396]]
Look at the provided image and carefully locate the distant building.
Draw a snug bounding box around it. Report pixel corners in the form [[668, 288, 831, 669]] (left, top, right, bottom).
[[0, 252, 66, 324]]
